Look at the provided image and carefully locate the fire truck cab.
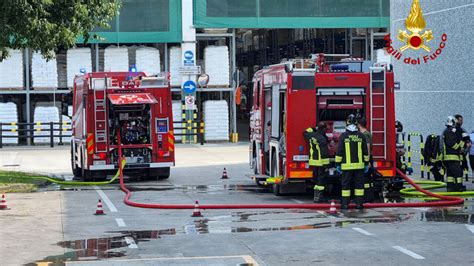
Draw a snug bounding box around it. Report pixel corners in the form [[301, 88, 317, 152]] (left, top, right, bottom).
[[250, 54, 396, 195], [69, 72, 175, 180]]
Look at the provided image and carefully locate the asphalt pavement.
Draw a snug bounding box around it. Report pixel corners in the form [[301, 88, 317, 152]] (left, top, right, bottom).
[[0, 144, 473, 265]]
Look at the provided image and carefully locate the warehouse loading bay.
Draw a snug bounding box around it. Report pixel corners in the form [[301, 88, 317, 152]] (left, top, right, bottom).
[[1, 1, 474, 266]]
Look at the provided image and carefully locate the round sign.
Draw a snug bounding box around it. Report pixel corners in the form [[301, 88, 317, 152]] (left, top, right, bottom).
[[197, 74, 210, 87], [184, 50, 194, 60], [183, 80, 197, 94]]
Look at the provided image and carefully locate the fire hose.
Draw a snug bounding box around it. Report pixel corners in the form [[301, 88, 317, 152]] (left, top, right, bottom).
[[400, 180, 474, 197], [9, 160, 126, 186], [116, 130, 464, 210]]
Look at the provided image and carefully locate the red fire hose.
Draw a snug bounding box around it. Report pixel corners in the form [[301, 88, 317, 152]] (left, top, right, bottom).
[[117, 134, 464, 209]]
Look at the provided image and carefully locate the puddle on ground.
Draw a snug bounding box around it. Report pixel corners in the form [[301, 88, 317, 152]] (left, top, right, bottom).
[[127, 184, 271, 194], [31, 205, 472, 265]]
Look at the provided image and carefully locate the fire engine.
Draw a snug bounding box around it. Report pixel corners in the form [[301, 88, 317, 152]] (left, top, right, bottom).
[[249, 54, 396, 195], [67, 72, 175, 180]]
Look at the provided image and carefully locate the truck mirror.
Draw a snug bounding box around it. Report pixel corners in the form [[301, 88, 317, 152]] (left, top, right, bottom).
[[61, 102, 71, 118], [61, 92, 72, 118]]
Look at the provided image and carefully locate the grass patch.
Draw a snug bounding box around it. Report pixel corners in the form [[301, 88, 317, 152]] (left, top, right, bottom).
[[0, 170, 49, 192]]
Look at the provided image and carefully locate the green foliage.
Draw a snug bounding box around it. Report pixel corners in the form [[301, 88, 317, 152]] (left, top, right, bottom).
[[0, 0, 120, 60]]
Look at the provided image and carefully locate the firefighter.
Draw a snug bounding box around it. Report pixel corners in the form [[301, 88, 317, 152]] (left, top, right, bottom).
[[335, 114, 369, 209], [443, 116, 465, 192], [454, 114, 471, 180], [357, 118, 374, 202], [304, 121, 330, 203]]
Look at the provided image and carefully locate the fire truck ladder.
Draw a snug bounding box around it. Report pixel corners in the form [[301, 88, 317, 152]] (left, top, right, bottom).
[[93, 79, 108, 153], [369, 66, 387, 160]]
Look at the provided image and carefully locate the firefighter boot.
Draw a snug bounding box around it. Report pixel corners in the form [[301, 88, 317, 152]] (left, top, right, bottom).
[[355, 196, 364, 210], [446, 177, 455, 192], [313, 190, 324, 203], [340, 197, 350, 210]]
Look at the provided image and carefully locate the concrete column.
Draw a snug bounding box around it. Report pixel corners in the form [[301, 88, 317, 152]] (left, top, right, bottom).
[[24, 48, 31, 145], [181, 0, 197, 143]]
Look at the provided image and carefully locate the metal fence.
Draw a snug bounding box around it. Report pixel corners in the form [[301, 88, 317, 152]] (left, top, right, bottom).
[[0, 121, 205, 148]]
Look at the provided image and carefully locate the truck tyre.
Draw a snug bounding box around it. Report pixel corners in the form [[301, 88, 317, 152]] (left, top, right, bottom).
[[158, 167, 171, 179], [71, 142, 82, 178], [273, 183, 282, 196], [148, 167, 170, 180], [80, 151, 92, 181], [271, 154, 282, 196]]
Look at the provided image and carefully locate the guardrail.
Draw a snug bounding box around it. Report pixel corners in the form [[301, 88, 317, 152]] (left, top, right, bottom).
[[173, 120, 205, 145], [0, 122, 71, 148], [0, 121, 205, 148]]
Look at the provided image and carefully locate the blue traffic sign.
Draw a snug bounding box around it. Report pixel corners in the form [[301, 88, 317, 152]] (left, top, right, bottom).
[[183, 80, 197, 94], [184, 50, 194, 60]]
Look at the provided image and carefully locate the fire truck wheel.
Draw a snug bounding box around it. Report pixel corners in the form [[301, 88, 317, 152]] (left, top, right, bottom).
[[158, 167, 171, 179], [71, 143, 82, 177], [252, 157, 259, 175], [80, 151, 92, 181], [273, 184, 282, 196], [148, 167, 170, 180]]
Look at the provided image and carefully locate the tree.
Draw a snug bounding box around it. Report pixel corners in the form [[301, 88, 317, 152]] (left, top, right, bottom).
[[0, 0, 120, 61]]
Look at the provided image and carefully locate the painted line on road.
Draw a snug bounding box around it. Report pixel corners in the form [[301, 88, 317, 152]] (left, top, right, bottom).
[[94, 186, 118, 212], [65, 255, 259, 265], [124, 237, 138, 249], [352, 227, 374, 236], [465, 224, 474, 233], [392, 246, 425, 260], [115, 218, 126, 227], [291, 199, 304, 204]]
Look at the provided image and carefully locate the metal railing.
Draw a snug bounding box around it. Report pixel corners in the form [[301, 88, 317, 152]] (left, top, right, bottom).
[[0, 121, 206, 148], [173, 120, 205, 145], [0, 122, 72, 148]]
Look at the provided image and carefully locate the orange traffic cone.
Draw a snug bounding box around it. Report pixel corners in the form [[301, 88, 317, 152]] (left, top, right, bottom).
[[221, 168, 228, 179], [327, 199, 337, 214], [0, 194, 8, 210], [191, 201, 203, 217], [94, 199, 106, 215]]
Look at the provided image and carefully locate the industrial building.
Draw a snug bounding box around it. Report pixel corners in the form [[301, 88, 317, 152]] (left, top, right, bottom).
[[0, 0, 470, 144]]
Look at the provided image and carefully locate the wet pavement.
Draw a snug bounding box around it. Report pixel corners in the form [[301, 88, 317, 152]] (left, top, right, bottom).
[[2, 144, 474, 265]]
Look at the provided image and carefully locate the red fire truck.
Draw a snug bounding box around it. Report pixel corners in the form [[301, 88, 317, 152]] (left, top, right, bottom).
[[67, 72, 175, 180], [249, 54, 396, 195]]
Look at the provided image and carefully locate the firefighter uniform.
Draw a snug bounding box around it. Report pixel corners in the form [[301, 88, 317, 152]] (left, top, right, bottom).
[[304, 127, 330, 203], [336, 128, 369, 209], [443, 127, 464, 192]]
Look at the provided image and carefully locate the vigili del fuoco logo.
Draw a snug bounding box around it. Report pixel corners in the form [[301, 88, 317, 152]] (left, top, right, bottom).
[[385, 0, 447, 65]]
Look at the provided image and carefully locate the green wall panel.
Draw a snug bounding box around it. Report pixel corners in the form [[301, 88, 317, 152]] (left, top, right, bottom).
[[195, 0, 389, 28], [79, 0, 182, 44]]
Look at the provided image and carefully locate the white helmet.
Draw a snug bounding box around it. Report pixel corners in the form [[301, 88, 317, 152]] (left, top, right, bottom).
[[445, 116, 457, 127]]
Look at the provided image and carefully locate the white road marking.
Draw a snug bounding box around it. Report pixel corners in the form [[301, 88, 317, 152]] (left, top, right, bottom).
[[292, 199, 304, 204], [124, 237, 138, 249], [115, 218, 126, 227], [94, 186, 118, 212], [65, 255, 259, 265], [413, 207, 430, 211], [392, 246, 425, 260], [352, 227, 374, 236], [465, 224, 474, 234]]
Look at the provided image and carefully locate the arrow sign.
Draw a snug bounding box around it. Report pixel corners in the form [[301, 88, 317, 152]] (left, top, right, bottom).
[[183, 80, 196, 94]]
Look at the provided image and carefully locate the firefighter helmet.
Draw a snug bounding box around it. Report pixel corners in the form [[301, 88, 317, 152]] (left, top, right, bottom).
[[445, 116, 457, 127], [346, 114, 357, 126]]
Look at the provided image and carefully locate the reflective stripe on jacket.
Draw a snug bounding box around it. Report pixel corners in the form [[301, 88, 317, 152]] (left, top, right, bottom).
[[335, 130, 369, 170], [443, 127, 463, 161], [303, 128, 330, 166]]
